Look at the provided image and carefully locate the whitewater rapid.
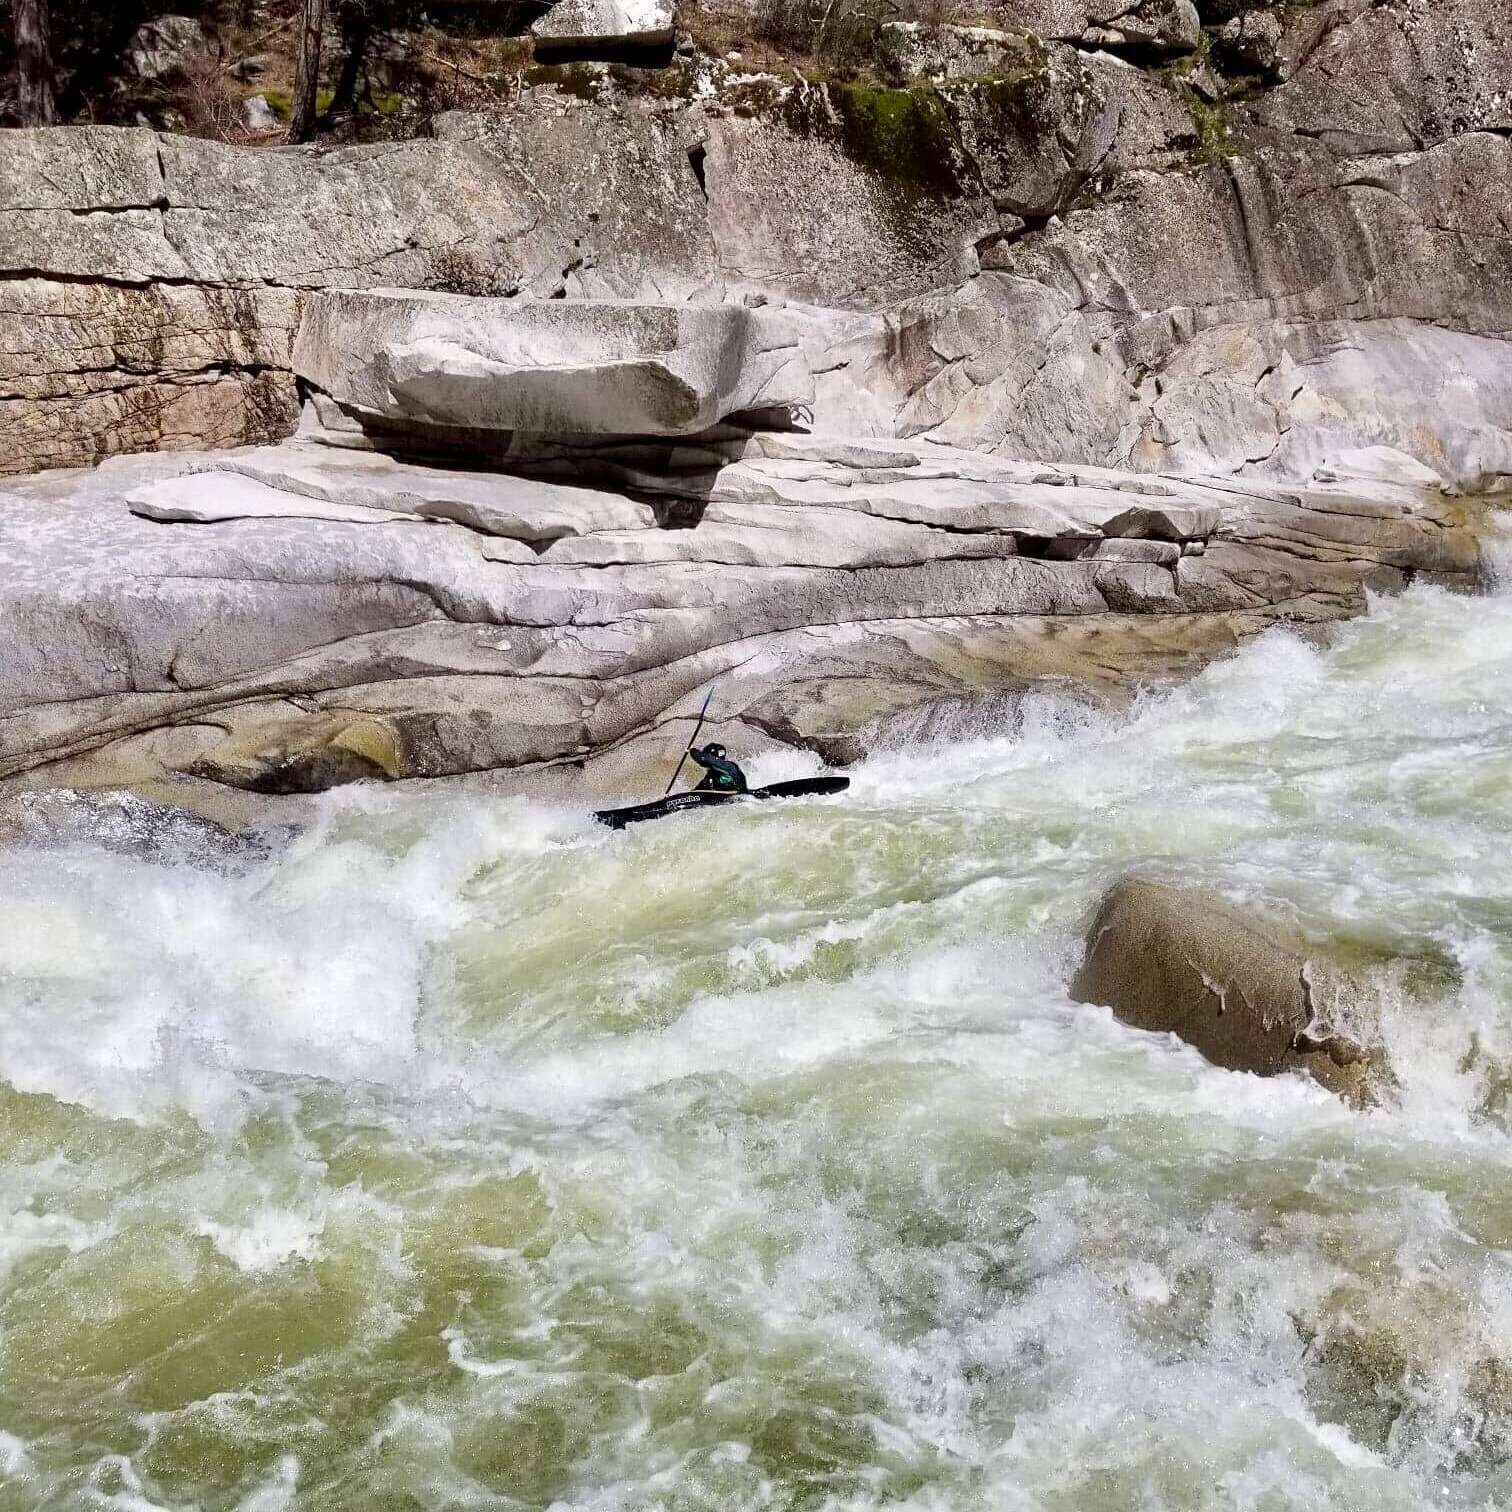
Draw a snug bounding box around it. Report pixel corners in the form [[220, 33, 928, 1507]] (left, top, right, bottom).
[[5, 577, 1512, 1510]]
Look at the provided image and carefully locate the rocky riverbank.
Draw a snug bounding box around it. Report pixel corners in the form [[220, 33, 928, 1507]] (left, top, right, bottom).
[[0, 399, 1486, 806], [6, 9, 1512, 1483], [1, 0, 1509, 813]]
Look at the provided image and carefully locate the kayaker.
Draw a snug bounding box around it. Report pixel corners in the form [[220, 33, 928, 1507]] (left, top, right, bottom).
[[689, 743, 748, 794]]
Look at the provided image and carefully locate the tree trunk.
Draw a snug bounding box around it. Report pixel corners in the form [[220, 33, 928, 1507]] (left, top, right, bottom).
[[327, 0, 372, 118], [287, 0, 326, 144], [13, 0, 58, 126]]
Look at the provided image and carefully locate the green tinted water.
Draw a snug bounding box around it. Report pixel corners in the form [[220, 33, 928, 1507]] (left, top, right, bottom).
[[4, 583, 1512, 1509]]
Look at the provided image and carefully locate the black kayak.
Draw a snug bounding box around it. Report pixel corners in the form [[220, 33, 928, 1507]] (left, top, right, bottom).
[[594, 777, 850, 831]]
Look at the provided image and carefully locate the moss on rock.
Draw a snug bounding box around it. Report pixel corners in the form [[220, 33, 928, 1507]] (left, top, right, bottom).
[[814, 81, 966, 199]]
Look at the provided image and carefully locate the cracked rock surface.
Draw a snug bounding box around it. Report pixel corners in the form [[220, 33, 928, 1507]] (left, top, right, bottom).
[[3, 0, 1510, 486], [0, 425, 1482, 802]]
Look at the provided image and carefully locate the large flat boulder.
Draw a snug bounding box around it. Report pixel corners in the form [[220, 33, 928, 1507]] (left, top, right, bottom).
[[292, 290, 815, 440], [532, 0, 676, 51]]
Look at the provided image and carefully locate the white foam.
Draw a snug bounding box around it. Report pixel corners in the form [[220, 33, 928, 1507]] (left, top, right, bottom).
[[84, 1456, 176, 1512], [196, 1208, 325, 1273], [454, 976, 899, 1119], [0, 1431, 33, 1477], [0, 1207, 111, 1284], [0, 792, 573, 1130], [234, 1455, 299, 1512]]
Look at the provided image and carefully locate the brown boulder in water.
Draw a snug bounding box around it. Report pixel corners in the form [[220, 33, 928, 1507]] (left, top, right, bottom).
[[1070, 878, 1377, 1100]]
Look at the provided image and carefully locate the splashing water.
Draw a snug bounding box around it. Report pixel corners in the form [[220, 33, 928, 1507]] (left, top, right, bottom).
[[5, 579, 1512, 1511]]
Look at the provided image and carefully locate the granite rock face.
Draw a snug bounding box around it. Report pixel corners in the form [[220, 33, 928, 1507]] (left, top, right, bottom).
[[532, 0, 676, 51], [1251, 0, 1512, 152], [0, 114, 719, 472], [3, 0, 1510, 485], [878, 22, 1041, 82], [878, 121, 1512, 488], [122, 14, 213, 82]]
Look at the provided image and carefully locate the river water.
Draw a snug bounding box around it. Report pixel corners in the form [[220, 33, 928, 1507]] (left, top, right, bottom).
[[5, 576, 1512, 1511]]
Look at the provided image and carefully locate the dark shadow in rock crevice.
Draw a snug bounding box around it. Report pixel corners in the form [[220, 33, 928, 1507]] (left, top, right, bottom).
[[529, 36, 676, 70]]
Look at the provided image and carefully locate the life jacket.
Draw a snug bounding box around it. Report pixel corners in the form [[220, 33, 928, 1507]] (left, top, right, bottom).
[[693, 750, 748, 793]]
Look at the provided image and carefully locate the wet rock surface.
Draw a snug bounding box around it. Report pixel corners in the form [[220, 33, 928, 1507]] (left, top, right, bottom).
[[0, 788, 283, 870], [1070, 877, 1382, 1100]]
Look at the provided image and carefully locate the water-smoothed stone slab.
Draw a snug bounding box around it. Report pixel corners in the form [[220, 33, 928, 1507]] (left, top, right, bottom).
[[0, 428, 1486, 803], [215, 443, 657, 543], [710, 457, 1222, 544], [293, 290, 815, 440], [739, 434, 925, 470], [1085, 538, 1181, 565], [541, 498, 1016, 570], [1103, 502, 1222, 542], [127, 471, 418, 527]]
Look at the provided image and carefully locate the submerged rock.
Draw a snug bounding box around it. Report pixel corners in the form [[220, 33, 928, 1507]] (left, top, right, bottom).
[[1070, 878, 1380, 1099], [0, 788, 281, 869]]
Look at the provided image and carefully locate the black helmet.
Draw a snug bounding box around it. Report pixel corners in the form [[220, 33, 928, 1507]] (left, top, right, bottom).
[[704, 743, 726, 760]]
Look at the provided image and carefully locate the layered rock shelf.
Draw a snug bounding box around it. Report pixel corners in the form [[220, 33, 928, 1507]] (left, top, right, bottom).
[[0, 363, 1481, 802]]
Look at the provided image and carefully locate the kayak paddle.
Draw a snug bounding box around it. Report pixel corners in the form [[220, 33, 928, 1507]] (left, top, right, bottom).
[[664, 686, 716, 796]]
